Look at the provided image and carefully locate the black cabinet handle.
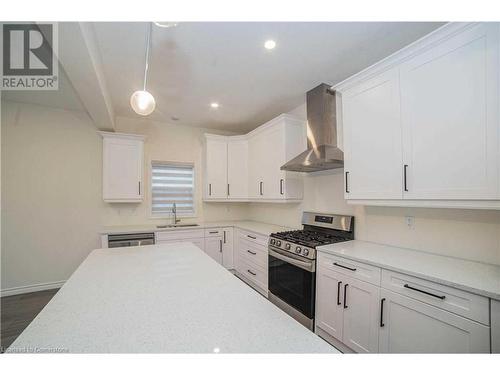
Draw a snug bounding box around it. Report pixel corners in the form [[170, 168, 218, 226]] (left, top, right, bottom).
[[343, 284, 349, 308], [247, 250, 257, 255], [138, 181, 141, 195], [345, 171, 350, 193], [404, 284, 446, 300], [337, 281, 342, 305], [223, 231, 226, 244], [209, 183, 212, 196], [247, 235, 256, 240], [280, 179, 284, 195], [209, 231, 219, 234], [380, 298, 386, 327], [247, 269, 256, 276], [219, 240, 222, 253], [403, 164, 408, 192], [333, 262, 357, 272], [259, 181, 263, 195], [227, 184, 230, 196]]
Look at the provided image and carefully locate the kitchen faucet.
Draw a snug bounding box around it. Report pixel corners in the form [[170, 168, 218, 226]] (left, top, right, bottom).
[[172, 203, 181, 225]]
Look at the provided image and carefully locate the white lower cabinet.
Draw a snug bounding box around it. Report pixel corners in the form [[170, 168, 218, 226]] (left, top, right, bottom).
[[342, 276, 380, 353], [204, 235, 223, 264], [221, 227, 234, 269], [379, 289, 490, 353], [315, 266, 345, 341], [315, 252, 492, 353], [315, 256, 380, 353]]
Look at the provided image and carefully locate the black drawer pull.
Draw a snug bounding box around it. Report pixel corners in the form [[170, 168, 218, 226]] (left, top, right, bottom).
[[247, 235, 257, 240], [343, 284, 349, 308], [404, 284, 446, 300], [380, 298, 386, 327], [337, 281, 342, 305], [247, 250, 257, 255], [345, 171, 350, 193], [333, 262, 357, 272], [247, 270, 256, 276], [209, 231, 219, 234]]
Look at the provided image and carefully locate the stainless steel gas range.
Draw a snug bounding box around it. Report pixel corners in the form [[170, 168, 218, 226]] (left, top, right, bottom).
[[268, 211, 354, 330]]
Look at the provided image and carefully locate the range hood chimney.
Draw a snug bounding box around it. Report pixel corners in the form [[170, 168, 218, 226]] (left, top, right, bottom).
[[281, 83, 343, 173]]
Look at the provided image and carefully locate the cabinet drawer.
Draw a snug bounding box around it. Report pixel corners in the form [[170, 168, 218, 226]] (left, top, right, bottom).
[[381, 270, 489, 325], [237, 257, 268, 292], [205, 228, 223, 237], [318, 252, 381, 286], [238, 229, 268, 247], [156, 229, 204, 241], [238, 239, 268, 268]]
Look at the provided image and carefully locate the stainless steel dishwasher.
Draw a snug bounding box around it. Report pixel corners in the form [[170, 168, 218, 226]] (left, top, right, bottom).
[[107, 233, 155, 248]]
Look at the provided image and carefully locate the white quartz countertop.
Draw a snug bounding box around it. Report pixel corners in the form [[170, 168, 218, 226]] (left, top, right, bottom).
[[317, 240, 500, 300], [100, 220, 293, 237], [8, 243, 336, 353]]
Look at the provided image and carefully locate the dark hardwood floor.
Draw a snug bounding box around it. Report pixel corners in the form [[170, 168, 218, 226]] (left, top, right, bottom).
[[1, 289, 59, 352]]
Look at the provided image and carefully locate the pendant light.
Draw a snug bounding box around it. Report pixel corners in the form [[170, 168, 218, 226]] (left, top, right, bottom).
[[130, 22, 156, 116]]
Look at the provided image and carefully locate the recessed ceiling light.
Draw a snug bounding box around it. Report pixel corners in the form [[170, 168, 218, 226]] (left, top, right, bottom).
[[210, 102, 219, 109], [264, 40, 276, 50], [154, 22, 178, 28]]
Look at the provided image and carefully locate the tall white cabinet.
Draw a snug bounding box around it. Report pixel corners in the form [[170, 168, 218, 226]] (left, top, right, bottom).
[[336, 22, 500, 209], [100, 132, 145, 203], [203, 114, 306, 202]]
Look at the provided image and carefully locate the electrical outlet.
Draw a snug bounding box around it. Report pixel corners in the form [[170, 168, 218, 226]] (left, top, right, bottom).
[[405, 216, 415, 229]]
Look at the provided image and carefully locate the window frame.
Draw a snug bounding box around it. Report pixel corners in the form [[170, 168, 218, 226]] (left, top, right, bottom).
[[149, 160, 197, 219]]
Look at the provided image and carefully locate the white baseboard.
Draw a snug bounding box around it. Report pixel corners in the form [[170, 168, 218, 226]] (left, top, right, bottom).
[[1, 280, 66, 297]]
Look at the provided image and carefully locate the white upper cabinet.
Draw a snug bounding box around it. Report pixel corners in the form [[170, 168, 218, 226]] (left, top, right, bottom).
[[342, 68, 403, 200], [227, 138, 248, 199], [247, 115, 306, 200], [204, 114, 306, 202], [100, 132, 144, 203], [400, 23, 499, 200], [335, 22, 500, 209], [204, 135, 228, 200]]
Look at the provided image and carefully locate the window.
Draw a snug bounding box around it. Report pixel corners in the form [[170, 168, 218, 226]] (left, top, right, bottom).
[[151, 162, 195, 217]]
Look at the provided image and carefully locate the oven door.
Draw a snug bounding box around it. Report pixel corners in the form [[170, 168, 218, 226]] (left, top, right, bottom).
[[268, 246, 316, 320]]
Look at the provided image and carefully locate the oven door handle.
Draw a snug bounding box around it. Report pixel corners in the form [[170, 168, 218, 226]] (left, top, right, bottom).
[[269, 247, 315, 272]]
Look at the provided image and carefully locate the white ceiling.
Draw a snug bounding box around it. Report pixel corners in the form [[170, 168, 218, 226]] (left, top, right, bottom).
[[3, 22, 444, 133]]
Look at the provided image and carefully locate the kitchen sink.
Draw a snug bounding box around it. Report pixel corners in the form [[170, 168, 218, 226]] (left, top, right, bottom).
[[156, 224, 200, 229]]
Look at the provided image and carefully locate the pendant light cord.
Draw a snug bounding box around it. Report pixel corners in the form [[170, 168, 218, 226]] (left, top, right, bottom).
[[143, 22, 152, 91]]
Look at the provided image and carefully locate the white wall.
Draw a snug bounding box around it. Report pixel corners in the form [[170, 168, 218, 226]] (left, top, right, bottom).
[[0, 101, 247, 293]]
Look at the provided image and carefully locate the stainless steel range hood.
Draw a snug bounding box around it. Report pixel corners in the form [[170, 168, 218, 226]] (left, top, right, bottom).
[[281, 83, 343, 172]]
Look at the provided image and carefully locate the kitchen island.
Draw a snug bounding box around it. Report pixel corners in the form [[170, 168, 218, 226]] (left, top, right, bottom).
[[7, 243, 336, 353]]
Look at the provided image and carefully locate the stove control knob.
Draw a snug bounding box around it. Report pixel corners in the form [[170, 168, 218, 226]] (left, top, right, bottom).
[[285, 243, 291, 250], [303, 249, 309, 256], [270, 239, 276, 245], [276, 240, 282, 246], [295, 246, 301, 254]]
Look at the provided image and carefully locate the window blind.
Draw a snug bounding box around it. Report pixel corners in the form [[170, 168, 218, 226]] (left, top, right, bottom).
[[151, 162, 195, 216]]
